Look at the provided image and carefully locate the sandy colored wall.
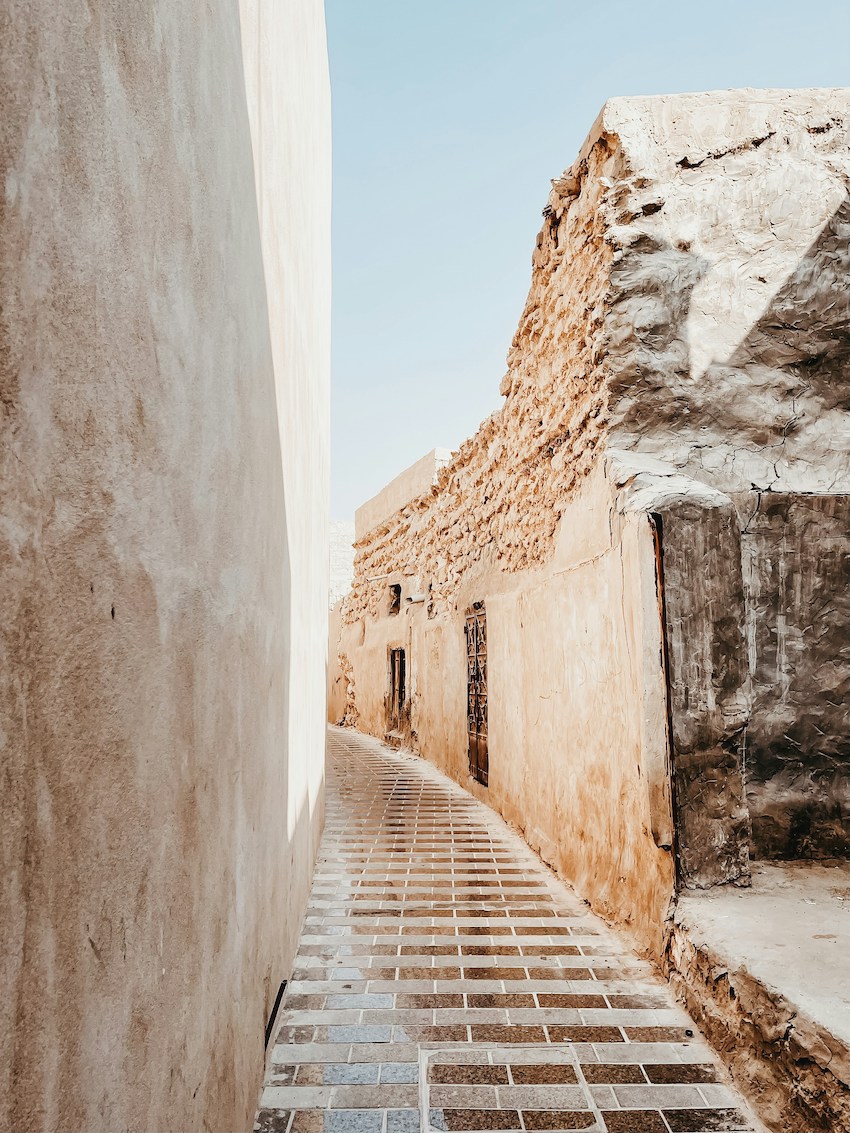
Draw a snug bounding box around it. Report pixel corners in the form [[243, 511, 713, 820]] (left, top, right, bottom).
[[355, 449, 452, 541], [340, 465, 677, 955], [0, 3, 329, 1131], [339, 91, 850, 910], [343, 131, 618, 623], [327, 602, 346, 724]]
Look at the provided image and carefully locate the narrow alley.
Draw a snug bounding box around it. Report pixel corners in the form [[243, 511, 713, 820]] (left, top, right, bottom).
[[255, 729, 759, 1133]]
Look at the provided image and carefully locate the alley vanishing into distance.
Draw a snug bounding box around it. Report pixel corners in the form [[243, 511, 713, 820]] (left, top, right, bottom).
[[255, 729, 759, 1133], [1, 3, 846, 1127]]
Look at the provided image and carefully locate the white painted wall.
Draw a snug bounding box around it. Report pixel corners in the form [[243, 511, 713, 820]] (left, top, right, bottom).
[[239, 0, 332, 904]]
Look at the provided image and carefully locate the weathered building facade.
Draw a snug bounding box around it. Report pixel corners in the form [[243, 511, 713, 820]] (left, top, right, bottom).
[[1, 3, 330, 1130], [334, 87, 849, 966]]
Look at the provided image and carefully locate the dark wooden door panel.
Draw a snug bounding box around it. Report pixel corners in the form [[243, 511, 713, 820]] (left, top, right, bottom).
[[389, 647, 405, 730], [465, 604, 488, 785]]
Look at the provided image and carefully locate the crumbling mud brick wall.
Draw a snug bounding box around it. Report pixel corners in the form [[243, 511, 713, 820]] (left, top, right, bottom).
[[340, 88, 850, 896], [344, 137, 618, 622], [347, 90, 850, 622]]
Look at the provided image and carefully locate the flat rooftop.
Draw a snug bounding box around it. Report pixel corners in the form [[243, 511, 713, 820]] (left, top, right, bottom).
[[354, 448, 452, 541]]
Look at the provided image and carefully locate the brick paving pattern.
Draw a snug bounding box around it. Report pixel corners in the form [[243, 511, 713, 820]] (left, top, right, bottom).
[[255, 727, 759, 1133]]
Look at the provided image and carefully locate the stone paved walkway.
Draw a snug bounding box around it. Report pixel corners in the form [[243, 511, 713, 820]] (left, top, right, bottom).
[[255, 727, 759, 1133]]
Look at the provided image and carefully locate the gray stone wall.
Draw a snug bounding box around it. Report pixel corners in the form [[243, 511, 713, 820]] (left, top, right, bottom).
[[653, 500, 752, 888], [740, 493, 850, 858], [602, 90, 850, 871]]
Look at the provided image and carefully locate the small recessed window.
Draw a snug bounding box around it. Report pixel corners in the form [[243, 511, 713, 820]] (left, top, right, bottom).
[[388, 584, 401, 615]]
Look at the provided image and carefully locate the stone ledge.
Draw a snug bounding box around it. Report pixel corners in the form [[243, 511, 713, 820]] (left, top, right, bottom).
[[663, 861, 850, 1132]]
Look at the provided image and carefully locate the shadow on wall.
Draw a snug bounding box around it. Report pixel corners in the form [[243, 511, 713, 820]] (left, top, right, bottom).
[[614, 192, 850, 874], [727, 189, 850, 404], [704, 190, 849, 861], [610, 188, 850, 463]]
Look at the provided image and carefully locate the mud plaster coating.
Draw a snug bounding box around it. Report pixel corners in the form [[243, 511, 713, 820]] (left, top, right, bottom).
[[651, 499, 752, 889], [338, 90, 850, 946], [0, 2, 330, 1130], [341, 461, 677, 957]]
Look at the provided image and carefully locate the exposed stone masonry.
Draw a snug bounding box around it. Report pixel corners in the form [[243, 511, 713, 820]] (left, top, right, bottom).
[[344, 138, 618, 625], [344, 90, 850, 631], [331, 91, 850, 1132]]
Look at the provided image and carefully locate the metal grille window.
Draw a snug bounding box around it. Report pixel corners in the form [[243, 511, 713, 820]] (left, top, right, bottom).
[[389, 647, 405, 730], [464, 603, 488, 785]]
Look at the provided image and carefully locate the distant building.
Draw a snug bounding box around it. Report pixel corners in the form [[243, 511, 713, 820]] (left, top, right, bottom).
[[330, 89, 850, 1129], [329, 520, 356, 608]]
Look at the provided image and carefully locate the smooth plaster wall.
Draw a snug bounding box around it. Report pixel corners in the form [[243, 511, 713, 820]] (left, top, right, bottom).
[[239, 0, 331, 954], [0, 3, 329, 1130], [339, 465, 677, 956], [355, 449, 452, 541]]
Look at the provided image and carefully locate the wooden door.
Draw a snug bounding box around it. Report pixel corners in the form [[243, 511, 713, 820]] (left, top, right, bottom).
[[389, 647, 405, 730], [465, 604, 488, 785]]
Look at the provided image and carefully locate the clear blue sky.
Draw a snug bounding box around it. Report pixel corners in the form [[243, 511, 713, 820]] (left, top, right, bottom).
[[326, 0, 849, 519]]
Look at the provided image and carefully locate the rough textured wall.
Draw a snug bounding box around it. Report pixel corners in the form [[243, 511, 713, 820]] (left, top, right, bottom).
[[624, 96, 849, 870], [0, 3, 329, 1131], [326, 601, 346, 724], [340, 465, 677, 956], [654, 500, 752, 888], [344, 135, 619, 625], [599, 89, 850, 868], [667, 865, 850, 1133], [603, 88, 850, 494], [740, 493, 850, 858], [340, 89, 850, 924], [347, 88, 850, 625]]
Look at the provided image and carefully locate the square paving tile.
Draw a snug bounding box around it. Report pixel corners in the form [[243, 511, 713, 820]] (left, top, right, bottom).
[[253, 731, 759, 1133]]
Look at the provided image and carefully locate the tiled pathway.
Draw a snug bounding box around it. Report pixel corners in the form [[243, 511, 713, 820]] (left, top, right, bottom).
[[255, 727, 759, 1133]]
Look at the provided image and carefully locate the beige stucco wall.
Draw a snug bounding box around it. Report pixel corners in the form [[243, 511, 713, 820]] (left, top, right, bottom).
[[327, 601, 346, 724], [337, 88, 850, 952], [0, 3, 329, 1131], [239, 0, 331, 967], [355, 449, 452, 541], [338, 463, 676, 954]]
